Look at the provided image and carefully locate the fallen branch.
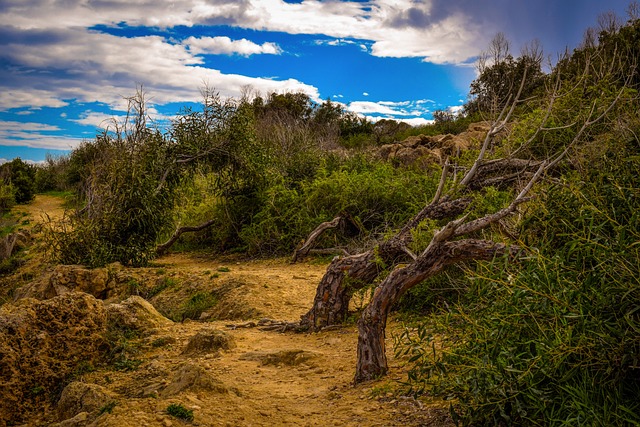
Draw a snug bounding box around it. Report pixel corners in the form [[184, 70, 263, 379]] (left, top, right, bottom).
[[156, 219, 216, 256], [292, 216, 343, 263]]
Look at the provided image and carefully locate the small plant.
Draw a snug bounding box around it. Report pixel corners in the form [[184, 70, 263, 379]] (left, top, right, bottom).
[[180, 291, 218, 321], [29, 384, 45, 397], [369, 382, 394, 399], [127, 279, 141, 296], [217, 266, 230, 272], [167, 403, 194, 422], [144, 277, 177, 299], [98, 401, 117, 415], [151, 336, 175, 348]]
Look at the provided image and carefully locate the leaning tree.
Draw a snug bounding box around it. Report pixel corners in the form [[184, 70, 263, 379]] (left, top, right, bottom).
[[295, 32, 635, 383]]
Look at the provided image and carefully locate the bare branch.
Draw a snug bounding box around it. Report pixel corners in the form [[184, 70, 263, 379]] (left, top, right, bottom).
[[292, 216, 343, 263]]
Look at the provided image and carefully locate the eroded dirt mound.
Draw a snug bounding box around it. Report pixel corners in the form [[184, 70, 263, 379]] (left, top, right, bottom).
[[0, 292, 108, 424]]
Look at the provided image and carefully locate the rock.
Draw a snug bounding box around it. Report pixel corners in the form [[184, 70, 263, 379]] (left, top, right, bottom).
[[0, 292, 108, 425], [57, 382, 114, 421], [14, 265, 112, 301], [106, 295, 172, 333], [239, 349, 318, 367], [53, 411, 89, 427], [182, 328, 236, 356], [161, 363, 228, 397]]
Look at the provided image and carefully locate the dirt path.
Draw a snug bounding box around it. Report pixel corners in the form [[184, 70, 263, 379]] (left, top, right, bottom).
[[14, 196, 452, 426], [72, 256, 452, 427], [13, 194, 66, 223]]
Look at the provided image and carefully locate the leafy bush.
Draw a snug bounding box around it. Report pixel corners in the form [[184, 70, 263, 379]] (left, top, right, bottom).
[[0, 182, 15, 214], [396, 135, 640, 425], [0, 158, 36, 204], [239, 158, 440, 255], [166, 403, 194, 421]]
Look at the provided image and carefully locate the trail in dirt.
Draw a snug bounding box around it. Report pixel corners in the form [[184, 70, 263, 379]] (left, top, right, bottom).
[[13, 196, 452, 426], [77, 256, 452, 427], [14, 194, 66, 223]]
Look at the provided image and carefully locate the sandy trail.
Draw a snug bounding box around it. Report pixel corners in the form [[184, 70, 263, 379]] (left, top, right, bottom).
[[15, 196, 452, 426]]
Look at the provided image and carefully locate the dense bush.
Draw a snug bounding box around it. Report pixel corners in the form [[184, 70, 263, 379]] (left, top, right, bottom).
[[393, 15, 640, 426], [239, 158, 440, 256], [0, 158, 36, 204], [397, 147, 640, 425]]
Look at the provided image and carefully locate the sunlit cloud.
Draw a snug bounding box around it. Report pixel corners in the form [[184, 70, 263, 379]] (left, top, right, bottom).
[[184, 36, 282, 56]]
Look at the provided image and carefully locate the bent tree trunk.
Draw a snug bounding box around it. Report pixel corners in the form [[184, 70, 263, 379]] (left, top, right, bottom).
[[355, 240, 519, 382], [299, 197, 472, 331]]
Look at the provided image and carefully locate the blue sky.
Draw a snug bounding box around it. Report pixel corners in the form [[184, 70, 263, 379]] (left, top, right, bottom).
[[0, 0, 635, 163]]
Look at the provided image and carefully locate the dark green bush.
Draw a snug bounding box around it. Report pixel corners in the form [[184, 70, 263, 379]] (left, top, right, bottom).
[[396, 136, 640, 426], [0, 158, 36, 204], [239, 158, 440, 256], [166, 403, 194, 421]]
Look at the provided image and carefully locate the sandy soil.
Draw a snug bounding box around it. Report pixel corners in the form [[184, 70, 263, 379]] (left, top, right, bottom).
[[14, 196, 453, 427]]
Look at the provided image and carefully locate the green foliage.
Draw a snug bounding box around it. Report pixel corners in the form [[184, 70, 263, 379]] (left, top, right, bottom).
[[396, 134, 640, 425], [98, 401, 117, 415], [239, 158, 439, 256], [179, 291, 218, 321], [0, 158, 36, 204], [166, 403, 194, 422], [0, 182, 15, 214], [466, 35, 545, 115]]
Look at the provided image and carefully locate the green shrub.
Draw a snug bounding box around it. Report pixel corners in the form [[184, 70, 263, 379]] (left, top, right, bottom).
[[0, 158, 36, 204], [179, 292, 218, 321], [166, 403, 194, 421], [396, 137, 640, 426], [0, 182, 15, 214]]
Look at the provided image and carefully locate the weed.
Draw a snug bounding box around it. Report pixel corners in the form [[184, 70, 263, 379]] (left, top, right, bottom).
[[179, 291, 218, 321], [166, 403, 194, 422], [98, 401, 117, 415], [217, 266, 230, 272]]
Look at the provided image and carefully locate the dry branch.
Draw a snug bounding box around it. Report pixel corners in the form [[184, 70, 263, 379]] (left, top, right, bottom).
[[156, 219, 217, 256], [291, 216, 343, 263]]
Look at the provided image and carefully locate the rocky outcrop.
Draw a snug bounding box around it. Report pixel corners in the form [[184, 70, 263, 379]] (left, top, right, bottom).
[[182, 328, 236, 356], [13, 264, 113, 301], [0, 292, 108, 424], [106, 295, 172, 333], [378, 121, 492, 167], [161, 362, 229, 397], [56, 381, 115, 423]]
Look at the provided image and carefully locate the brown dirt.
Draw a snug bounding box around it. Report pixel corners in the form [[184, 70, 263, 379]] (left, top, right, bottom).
[[8, 196, 454, 427], [13, 194, 67, 223]]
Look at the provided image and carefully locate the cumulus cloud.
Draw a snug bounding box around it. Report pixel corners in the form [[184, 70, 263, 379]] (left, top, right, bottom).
[[0, 120, 84, 150], [0, 26, 319, 112], [0, 0, 488, 65], [184, 36, 281, 56]]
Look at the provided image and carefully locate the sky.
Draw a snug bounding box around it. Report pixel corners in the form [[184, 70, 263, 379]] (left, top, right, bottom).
[[0, 0, 635, 163]]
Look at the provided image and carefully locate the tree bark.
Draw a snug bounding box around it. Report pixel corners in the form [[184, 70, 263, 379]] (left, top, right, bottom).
[[354, 240, 520, 383], [299, 197, 471, 331]]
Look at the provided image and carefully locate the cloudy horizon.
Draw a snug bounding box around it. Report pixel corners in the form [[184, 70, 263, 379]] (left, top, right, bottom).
[[0, 0, 635, 162]]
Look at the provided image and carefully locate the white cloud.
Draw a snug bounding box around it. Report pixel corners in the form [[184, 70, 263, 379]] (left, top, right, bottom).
[[0, 120, 83, 150], [184, 36, 281, 56], [0, 0, 487, 65], [70, 112, 124, 128], [348, 101, 410, 116], [0, 28, 320, 112], [0, 121, 60, 132], [362, 92, 369, 97]]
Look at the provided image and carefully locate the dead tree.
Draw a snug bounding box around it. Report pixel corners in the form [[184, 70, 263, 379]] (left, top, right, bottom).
[[354, 163, 544, 382], [299, 65, 536, 332]]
